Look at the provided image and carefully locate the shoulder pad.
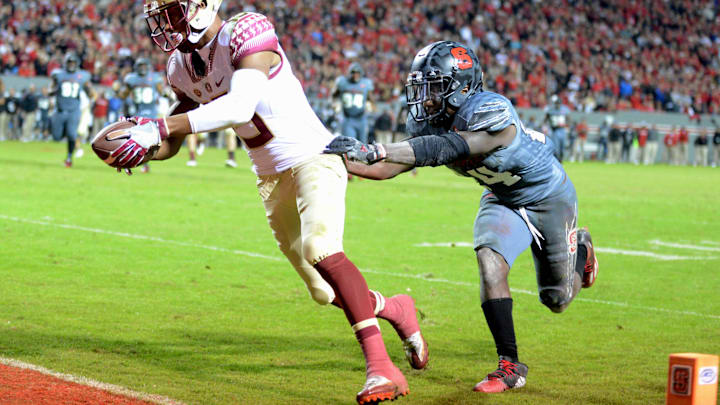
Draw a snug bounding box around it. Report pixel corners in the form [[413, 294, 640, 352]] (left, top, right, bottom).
[[457, 92, 514, 133], [229, 12, 279, 67]]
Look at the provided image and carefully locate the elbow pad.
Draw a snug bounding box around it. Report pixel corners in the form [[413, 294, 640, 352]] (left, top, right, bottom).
[[408, 132, 470, 167], [186, 69, 268, 133]]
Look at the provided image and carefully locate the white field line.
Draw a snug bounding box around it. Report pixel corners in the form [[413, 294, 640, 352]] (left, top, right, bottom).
[[0, 356, 185, 405], [414, 242, 717, 261], [651, 239, 720, 252], [2, 215, 719, 321]]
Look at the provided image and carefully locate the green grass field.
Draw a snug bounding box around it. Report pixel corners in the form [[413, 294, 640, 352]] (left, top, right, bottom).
[[1, 141, 719, 405]]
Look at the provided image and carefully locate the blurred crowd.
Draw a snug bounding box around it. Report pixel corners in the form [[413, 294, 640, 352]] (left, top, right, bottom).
[[2, 0, 720, 166], [1, 0, 719, 113]]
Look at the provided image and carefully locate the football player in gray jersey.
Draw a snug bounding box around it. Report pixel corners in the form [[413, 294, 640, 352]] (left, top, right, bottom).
[[50, 53, 94, 167], [119, 58, 164, 173], [333, 63, 374, 144], [325, 41, 599, 394]]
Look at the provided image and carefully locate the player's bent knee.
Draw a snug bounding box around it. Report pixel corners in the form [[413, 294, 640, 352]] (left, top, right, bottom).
[[539, 288, 571, 313], [302, 234, 341, 266], [308, 284, 335, 305], [476, 247, 509, 287]]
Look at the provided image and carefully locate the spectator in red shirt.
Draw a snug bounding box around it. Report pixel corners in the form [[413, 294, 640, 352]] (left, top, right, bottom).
[[571, 118, 589, 162], [664, 126, 678, 165], [678, 126, 689, 165]]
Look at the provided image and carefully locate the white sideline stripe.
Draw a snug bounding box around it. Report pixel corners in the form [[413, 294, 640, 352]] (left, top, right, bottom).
[[0, 357, 186, 405], [651, 239, 720, 252], [0, 215, 283, 262], [413, 242, 717, 261], [2, 215, 719, 320]]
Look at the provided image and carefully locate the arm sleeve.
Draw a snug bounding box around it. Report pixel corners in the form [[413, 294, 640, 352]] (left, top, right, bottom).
[[185, 68, 268, 133]]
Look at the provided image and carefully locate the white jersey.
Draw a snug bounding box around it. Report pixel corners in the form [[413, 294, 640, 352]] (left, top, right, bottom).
[[166, 12, 334, 175]]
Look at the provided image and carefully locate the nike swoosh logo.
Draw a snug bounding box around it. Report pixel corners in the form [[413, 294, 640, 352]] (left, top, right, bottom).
[[105, 133, 130, 142], [215, 77, 225, 87]]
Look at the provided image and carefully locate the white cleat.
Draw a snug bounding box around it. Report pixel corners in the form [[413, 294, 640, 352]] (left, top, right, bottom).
[[186, 160, 198, 167], [225, 159, 237, 168]]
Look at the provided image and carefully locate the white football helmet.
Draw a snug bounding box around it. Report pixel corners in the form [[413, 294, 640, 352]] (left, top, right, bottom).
[[144, 0, 223, 52]]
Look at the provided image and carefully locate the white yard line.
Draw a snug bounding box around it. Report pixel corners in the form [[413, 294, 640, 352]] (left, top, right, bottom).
[[0, 357, 185, 405], [2, 214, 719, 320], [414, 242, 717, 261], [651, 239, 720, 252]]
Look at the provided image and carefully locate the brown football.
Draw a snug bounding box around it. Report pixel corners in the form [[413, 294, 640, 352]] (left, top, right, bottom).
[[91, 120, 135, 164]]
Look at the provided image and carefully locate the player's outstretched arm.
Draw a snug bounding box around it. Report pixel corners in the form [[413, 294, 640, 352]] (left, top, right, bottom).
[[162, 51, 278, 139], [153, 97, 198, 160], [344, 158, 413, 180]]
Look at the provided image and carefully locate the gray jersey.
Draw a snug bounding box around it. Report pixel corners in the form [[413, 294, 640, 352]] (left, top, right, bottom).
[[335, 76, 373, 118], [124, 72, 163, 117], [408, 91, 567, 207], [544, 104, 570, 130], [51, 68, 91, 112]]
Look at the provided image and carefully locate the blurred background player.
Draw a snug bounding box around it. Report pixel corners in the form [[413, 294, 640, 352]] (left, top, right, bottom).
[[333, 63, 374, 144], [120, 58, 164, 173], [223, 127, 239, 167], [50, 53, 94, 168], [543, 94, 569, 162]]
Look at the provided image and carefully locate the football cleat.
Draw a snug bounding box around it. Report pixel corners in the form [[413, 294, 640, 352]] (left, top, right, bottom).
[[388, 295, 428, 370], [356, 367, 409, 405], [578, 227, 598, 288], [141, 164, 150, 174], [74, 147, 84, 158], [64, 159, 72, 168], [225, 159, 237, 168], [473, 356, 528, 393], [186, 160, 197, 167]]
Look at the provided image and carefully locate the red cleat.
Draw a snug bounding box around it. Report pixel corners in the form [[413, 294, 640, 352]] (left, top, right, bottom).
[[356, 365, 409, 405], [64, 159, 72, 168], [385, 295, 429, 370], [578, 227, 598, 288], [473, 356, 528, 393]]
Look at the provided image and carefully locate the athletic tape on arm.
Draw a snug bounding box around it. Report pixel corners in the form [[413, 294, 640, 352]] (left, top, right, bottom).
[[186, 69, 268, 133], [408, 132, 470, 167]]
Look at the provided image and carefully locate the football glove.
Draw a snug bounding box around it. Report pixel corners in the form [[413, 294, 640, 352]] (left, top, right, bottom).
[[110, 121, 164, 169], [324, 136, 386, 164]]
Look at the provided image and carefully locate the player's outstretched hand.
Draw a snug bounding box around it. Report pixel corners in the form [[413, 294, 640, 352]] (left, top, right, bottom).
[[324, 136, 386, 164], [109, 122, 163, 169]]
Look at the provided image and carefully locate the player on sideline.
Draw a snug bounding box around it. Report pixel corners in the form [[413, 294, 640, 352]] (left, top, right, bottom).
[[325, 41, 599, 394], [333, 63, 374, 144], [50, 53, 94, 167], [102, 1, 427, 403], [119, 58, 165, 173], [543, 94, 570, 162]]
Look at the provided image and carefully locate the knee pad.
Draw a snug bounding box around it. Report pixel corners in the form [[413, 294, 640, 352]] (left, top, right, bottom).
[[539, 287, 570, 313], [307, 283, 335, 305], [302, 234, 341, 266]]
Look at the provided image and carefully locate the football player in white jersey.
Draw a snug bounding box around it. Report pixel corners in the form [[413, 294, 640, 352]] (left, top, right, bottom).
[[104, 1, 427, 403]]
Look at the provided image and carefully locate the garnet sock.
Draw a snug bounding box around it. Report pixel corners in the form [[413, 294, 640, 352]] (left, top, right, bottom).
[[314, 253, 393, 374]]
